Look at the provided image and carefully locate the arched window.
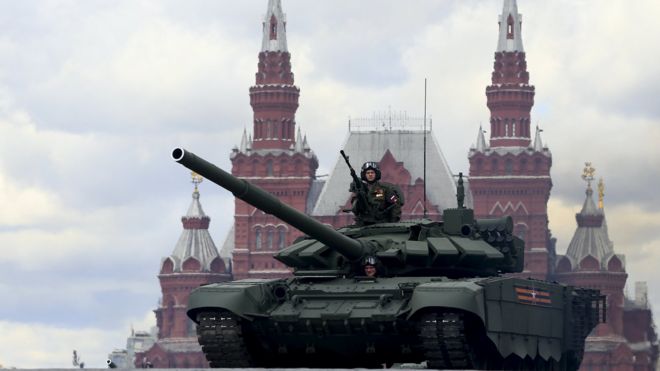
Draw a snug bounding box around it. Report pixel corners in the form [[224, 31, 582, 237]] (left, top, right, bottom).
[[505, 159, 513, 175], [255, 227, 262, 249], [278, 227, 286, 249], [267, 228, 274, 249], [267, 160, 273, 176], [251, 159, 258, 176], [534, 157, 542, 171], [187, 319, 196, 337], [270, 15, 277, 40], [512, 121, 516, 136]]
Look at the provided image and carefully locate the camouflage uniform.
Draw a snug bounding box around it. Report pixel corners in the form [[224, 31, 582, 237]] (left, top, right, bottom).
[[350, 180, 403, 226]]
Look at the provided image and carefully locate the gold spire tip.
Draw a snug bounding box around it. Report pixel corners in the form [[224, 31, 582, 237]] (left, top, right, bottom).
[[581, 162, 595, 188], [598, 177, 605, 209], [191, 171, 203, 191]]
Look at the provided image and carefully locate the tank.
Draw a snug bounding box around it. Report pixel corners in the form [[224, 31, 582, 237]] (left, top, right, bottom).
[[172, 148, 605, 370]]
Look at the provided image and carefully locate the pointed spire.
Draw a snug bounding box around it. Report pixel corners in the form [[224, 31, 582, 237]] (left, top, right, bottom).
[[532, 125, 544, 151], [578, 184, 601, 218], [303, 134, 310, 151], [261, 0, 288, 52], [187, 172, 207, 217], [246, 134, 253, 151], [166, 174, 222, 273], [578, 162, 603, 219], [475, 125, 487, 152], [186, 189, 206, 217], [294, 126, 303, 152], [564, 163, 614, 268], [239, 128, 248, 153], [598, 178, 605, 209], [497, 0, 524, 52]]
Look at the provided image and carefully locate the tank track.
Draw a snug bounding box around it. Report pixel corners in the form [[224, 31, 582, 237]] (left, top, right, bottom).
[[196, 311, 255, 368], [418, 311, 479, 369]]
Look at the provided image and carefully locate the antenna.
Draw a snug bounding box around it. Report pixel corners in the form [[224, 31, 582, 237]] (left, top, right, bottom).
[[423, 78, 428, 218]]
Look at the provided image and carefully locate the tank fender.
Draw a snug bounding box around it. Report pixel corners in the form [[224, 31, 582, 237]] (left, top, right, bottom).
[[407, 281, 485, 322], [187, 279, 282, 321]]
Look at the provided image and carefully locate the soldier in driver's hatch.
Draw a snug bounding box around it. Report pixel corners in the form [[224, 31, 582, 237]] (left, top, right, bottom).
[[362, 256, 378, 278], [349, 161, 403, 226]]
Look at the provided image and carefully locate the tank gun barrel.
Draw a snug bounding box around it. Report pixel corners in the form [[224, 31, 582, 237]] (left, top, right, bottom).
[[172, 148, 366, 261]]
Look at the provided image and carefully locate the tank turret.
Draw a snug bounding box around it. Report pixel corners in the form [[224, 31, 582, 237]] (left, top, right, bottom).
[[173, 148, 522, 277]]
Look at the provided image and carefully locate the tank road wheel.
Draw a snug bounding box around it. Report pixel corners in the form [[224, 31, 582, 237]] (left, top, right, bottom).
[[196, 311, 255, 368], [418, 311, 486, 370]]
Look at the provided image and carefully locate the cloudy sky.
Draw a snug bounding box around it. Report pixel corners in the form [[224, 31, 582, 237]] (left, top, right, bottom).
[[0, 0, 659, 367]]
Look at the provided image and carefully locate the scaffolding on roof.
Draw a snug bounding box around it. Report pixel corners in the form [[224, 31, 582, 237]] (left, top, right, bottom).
[[348, 110, 432, 132]]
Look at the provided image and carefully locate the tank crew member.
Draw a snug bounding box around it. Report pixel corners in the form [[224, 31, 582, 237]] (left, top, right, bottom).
[[362, 256, 378, 277], [350, 161, 403, 226]]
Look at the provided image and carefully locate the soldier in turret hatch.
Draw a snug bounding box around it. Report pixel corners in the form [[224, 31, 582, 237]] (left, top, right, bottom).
[[362, 256, 378, 277], [349, 161, 403, 226]]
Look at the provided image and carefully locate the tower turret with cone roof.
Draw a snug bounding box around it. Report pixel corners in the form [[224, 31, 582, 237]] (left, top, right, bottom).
[[137, 173, 231, 367], [229, 0, 318, 280], [487, 0, 535, 148], [249, 0, 299, 150], [554, 163, 630, 360], [468, 0, 553, 280]]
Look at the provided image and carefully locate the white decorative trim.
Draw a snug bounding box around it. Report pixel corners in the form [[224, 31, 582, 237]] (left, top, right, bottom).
[[248, 269, 291, 274], [471, 175, 551, 179], [489, 201, 529, 216], [252, 223, 288, 229], [490, 136, 531, 140]]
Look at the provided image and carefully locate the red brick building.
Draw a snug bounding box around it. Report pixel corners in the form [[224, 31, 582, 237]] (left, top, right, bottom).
[[554, 171, 658, 371], [228, 0, 319, 280], [135, 179, 231, 367]]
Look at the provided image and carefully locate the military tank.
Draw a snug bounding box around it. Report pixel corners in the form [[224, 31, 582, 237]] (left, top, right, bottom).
[[172, 148, 604, 370]]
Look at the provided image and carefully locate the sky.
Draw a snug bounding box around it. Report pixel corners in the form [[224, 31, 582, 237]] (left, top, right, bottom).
[[0, 0, 659, 368]]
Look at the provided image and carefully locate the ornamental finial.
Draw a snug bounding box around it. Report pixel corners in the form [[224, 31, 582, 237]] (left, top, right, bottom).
[[581, 162, 595, 190], [598, 177, 605, 209], [191, 171, 203, 191]]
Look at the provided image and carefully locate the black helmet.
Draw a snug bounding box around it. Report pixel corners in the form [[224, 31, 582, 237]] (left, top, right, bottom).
[[362, 256, 377, 267], [360, 161, 381, 182]]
